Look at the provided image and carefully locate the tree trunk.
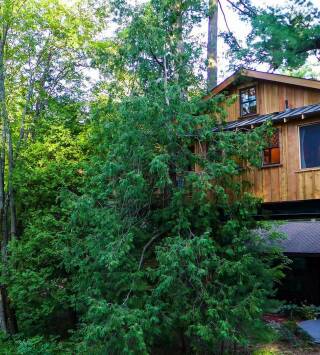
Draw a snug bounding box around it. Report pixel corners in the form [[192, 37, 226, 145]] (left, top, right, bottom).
[[207, 0, 218, 92], [0, 23, 18, 335], [171, 1, 183, 75], [8, 129, 16, 239]]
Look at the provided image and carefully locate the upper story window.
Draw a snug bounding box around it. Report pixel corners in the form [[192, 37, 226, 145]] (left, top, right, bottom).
[[300, 123, 320, 169], [240, 86, 257, 117], [263, 129, 280, 166]]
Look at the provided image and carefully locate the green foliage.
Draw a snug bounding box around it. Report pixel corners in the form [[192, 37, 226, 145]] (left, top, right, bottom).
[[0, 333, 74, 355], [277, 320, 313, 347], [279, 303, 320, 320], [280, 63, 320, 80], [7, 213, 72, 336], [58, 1, 287, 353], [6, 119, 87, 337], [224, 0, 320, 70], [0, 0, 104, 337], [1, 0, 287, 353], [13, 122, 85, 223]]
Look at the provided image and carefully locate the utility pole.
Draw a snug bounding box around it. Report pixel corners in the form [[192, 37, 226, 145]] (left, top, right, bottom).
[[207, 0, 218, 92]]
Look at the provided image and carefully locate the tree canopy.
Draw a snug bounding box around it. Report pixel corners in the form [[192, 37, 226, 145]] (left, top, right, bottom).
[[225, 0, 320, 70], [0, 0, 289, 353]]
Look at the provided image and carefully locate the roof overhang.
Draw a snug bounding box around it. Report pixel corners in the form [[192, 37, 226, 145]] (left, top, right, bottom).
[[259, 199, 320, 220], [261, 221, 320, 255], [208, 68, 320, 97], [214, 103, 320, 132]]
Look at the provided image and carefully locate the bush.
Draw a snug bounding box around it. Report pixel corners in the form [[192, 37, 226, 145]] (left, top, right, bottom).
[[278, 303, 320, 320], [278, 320, 313, 347], [0, 333, 75, 355]]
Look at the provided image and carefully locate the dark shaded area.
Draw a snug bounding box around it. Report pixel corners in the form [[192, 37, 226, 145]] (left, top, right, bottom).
[[277, 256, 320, 305], [300, 123, 320, 169], [258, 199, 320, 220]]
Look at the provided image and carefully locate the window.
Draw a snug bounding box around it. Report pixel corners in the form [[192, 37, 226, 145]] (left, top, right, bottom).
[[263, 129, 280, 166], [300, 123, 320, 169], [240, 86, 257, 117]]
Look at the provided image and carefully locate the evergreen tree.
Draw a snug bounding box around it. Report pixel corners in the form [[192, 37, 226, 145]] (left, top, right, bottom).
[[0, 0, 288, 352], [62, 0, 286, 353], [225, 0, 320, 70]]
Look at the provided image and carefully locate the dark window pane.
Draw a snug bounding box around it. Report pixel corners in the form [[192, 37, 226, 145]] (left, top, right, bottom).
[[249, 101, 257, 114], [263, 149, 270, 165], [270, 130, 280, 148], [300, 124, 320, 169]]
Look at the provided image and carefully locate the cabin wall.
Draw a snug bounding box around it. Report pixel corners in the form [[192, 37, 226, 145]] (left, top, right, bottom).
[[242, 116, 320, 203], [223, 81, 320, 122]]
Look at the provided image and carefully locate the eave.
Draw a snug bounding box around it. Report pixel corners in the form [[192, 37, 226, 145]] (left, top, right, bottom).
[[207, 68, 320, 98], [215, 103, 320, 131]]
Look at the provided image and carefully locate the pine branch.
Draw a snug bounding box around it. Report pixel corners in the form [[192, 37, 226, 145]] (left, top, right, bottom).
[[226, 0, 256, 17], [217, 0, 241, 49]]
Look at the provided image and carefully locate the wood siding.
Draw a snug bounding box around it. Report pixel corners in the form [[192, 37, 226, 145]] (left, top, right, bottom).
[[213, 77, 320, 203], [223, 80, 320, 123], [242, 116, 320, 203]]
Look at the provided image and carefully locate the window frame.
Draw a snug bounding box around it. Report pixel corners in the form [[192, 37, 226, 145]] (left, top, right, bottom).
[[239, 86, 258, 118], [298, 122, 320, 170], [262, 128, 281, 167]]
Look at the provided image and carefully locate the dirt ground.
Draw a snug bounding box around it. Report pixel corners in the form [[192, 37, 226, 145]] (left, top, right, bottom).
[[255, 342, 320, 354]]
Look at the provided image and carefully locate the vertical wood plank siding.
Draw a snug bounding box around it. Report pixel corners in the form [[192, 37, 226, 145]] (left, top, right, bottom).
[[223, 81, 320, 123], [242, 117, 320, 203], [220, 80, 320, 203]]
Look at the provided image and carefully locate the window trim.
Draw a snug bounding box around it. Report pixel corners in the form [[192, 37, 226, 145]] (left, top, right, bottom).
[[239, 86, 257, 118], [298, 122, 320, 170], [262, 128, 281, 167]]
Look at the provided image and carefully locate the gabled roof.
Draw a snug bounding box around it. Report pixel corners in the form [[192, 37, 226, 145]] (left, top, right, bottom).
[[210, 68, 320, 96], [218, 103, 320, 131]]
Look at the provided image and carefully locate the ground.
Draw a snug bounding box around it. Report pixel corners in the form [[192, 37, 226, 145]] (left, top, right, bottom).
[[254, 342, 320, 355]]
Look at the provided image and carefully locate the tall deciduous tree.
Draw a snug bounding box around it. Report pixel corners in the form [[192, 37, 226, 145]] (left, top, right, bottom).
[[0, 0, 102, 334]]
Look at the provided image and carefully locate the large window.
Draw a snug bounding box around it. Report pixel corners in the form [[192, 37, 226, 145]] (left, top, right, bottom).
[[263, 129, 280, 166], [300, 123, 320, 169], [240, 86, 257, 117]]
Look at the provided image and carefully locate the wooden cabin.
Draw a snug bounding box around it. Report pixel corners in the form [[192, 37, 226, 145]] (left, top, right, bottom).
[[209, 69, 320, 218], [209, 70, 320, 304]]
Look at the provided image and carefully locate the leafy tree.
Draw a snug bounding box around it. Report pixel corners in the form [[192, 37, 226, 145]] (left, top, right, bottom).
[[280, 63, 320, 80], [224, 0, 320, 70], [7, 118, 87, 337], [0, 0, 104, 335], [61, 0, 286, 353]]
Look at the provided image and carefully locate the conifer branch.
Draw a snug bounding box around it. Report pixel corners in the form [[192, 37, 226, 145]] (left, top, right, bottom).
[[217, 0, 241, 49]]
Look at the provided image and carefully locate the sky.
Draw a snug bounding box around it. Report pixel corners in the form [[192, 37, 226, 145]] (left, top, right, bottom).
[[62, 0, 320, 85]]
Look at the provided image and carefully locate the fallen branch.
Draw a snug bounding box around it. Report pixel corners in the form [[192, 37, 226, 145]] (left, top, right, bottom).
[[122, 232, 163, 305]]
